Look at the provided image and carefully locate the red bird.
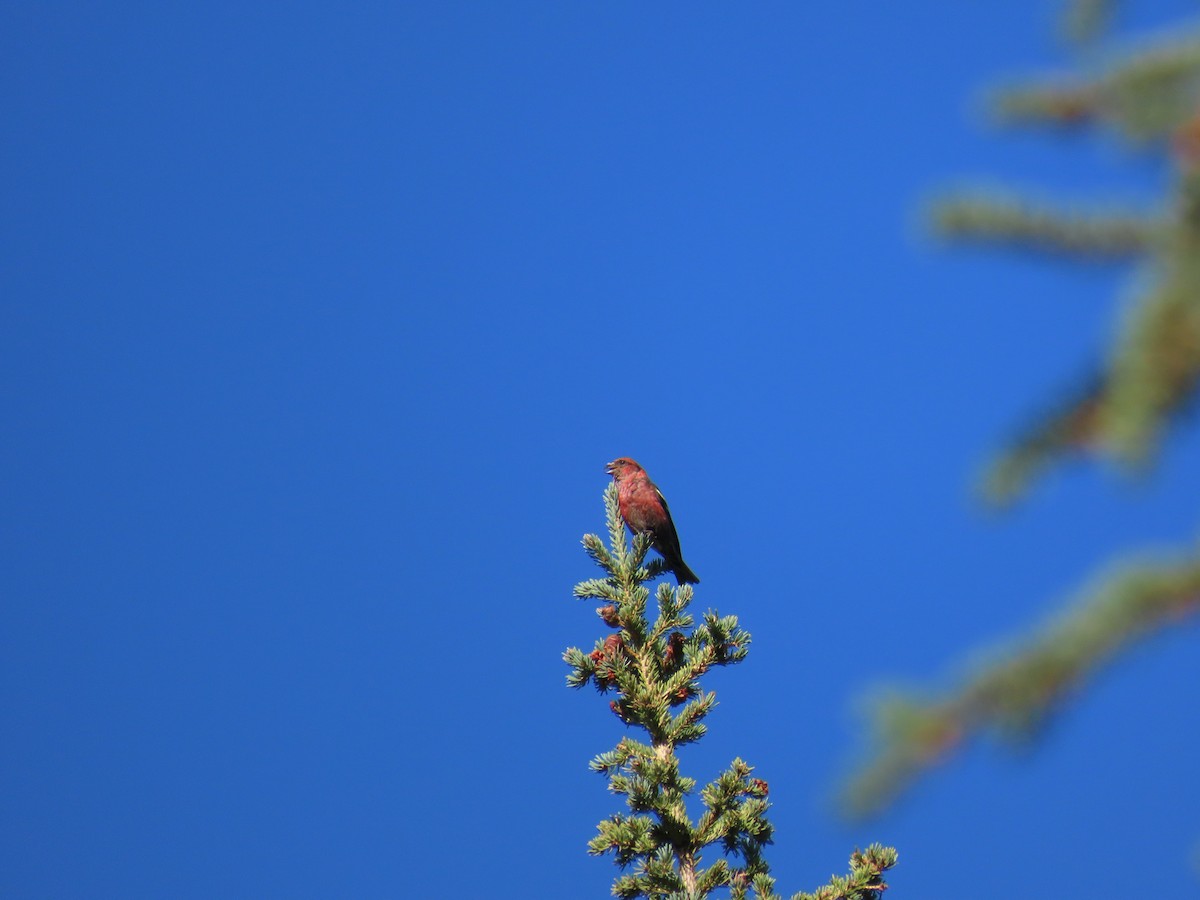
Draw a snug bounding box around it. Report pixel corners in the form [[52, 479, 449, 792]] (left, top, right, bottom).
[[605, 458, 700, 585]]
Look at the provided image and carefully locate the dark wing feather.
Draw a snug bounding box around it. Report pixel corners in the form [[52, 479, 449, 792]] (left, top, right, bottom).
[[652, 486, 685, 559], [653, 485, 699, 583]]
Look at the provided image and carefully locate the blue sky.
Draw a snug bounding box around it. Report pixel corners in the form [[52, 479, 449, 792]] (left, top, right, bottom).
[[4, 2, 1200, 897]]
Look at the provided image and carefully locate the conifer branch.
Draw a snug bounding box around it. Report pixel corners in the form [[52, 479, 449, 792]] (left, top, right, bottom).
[[978, 188, 1200, 504], [932, 194, 1159, 259], [789, 845, 900, 900], [992, 81, 1103, 128], [1100, 271, 1200, 462], [842, 546, 1200, 817], [925, 22, 1200, 505], [567, 484, 897, 898], [840, 0, 1200, 848], [980, 373, 1105, 507], [991, 34, 1200, 140]]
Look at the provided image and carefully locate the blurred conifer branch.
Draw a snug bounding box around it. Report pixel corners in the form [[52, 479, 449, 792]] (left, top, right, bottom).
[[567, 484, 897, 899], [931, 24, 1200, 504], [932, 193, 1158, 259], [843, 547, 1200, 817], [991, 34, 1200, 138], [843, 3, 1200, 822]]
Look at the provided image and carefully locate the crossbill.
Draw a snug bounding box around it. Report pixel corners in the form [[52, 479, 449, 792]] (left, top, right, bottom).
[[605, 457, 700, 585]]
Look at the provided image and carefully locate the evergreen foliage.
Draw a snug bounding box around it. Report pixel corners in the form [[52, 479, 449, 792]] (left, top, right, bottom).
[[845, 548, 1200, 817], [844, 1, 1200, 821], [567, 485, 898, 899], [938, 22, 1200, 504]]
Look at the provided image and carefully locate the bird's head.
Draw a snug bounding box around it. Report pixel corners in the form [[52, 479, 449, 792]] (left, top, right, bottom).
[[605, 457, 644, 480]]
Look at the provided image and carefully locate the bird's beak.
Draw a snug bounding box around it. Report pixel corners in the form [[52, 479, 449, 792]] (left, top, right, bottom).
[[604, 460, 618, 475]]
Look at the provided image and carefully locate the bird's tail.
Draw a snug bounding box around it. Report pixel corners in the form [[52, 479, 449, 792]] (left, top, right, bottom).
[[673, 560, 700, 585]]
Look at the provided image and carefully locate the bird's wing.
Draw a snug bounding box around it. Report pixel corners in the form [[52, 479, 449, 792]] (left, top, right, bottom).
[[653, 486, 684, 550]]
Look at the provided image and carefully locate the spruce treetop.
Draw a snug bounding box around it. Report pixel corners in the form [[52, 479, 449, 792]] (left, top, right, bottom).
[[566, 483, 897, 900]]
